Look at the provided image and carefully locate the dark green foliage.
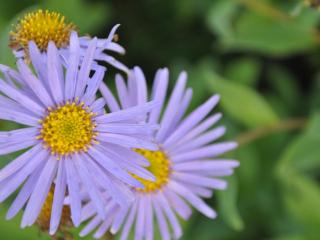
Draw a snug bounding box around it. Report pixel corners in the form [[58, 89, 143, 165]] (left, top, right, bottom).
[[0, 0, 320, 239]]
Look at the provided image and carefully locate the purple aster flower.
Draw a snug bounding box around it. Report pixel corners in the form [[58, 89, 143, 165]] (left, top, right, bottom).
[[0, 34, 158, 235], [9, 9, 128, 73], [80, 67, 239, 239]]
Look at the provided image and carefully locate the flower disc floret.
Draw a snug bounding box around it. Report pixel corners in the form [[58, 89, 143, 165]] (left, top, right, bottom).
[[39, 102, 96, 156]]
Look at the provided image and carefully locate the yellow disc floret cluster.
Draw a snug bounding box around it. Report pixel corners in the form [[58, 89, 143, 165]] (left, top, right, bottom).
[[37, 186, 72, 232], [38, 102, 96, 156], [10, 9, 76, 53], [133, 149, 171, 193]]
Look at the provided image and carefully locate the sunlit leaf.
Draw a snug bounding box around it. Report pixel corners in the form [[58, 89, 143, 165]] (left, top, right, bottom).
[[220, 12, 318, 56], [206, 71, 279, 128]]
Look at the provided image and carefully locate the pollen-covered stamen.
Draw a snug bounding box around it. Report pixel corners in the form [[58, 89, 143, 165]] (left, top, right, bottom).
[[9, 9, 76, 53], [37, 186, 72, 232], [133, 149, 171, 193], [38, 102, 97, 156]]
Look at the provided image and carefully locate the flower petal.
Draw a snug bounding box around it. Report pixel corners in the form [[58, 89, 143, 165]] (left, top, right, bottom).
[[21, 156, 57, 227], [49, 159, 67, 235]]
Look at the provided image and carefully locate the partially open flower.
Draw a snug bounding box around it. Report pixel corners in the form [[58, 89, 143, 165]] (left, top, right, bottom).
[[10, 10, 76, 53], [9, 9, 128, 72]]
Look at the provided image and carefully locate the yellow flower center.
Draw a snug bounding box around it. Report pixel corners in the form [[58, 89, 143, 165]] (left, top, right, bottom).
[[38, 102, 97, 156], [10, 9, 76, 53], [37, 186, 72, 232], [133, 149, 171, 193]]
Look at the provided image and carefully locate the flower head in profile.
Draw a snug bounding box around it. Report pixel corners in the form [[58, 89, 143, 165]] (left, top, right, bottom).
[[9, 9, 128, 72], [80, 67, 239, 239], [0, 34, 158, 235]]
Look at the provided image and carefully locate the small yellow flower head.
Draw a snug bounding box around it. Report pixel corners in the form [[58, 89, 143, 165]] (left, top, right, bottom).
[[9, 9, 76, 53]]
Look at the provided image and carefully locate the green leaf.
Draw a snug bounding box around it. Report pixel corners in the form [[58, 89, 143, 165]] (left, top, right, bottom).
[[272, 234, 312, 240], [0, 21, 16, 68], [276, 113, 320, 175], [267, 66, 300, 112], [206, 71, 279, 128], [206, 0, 239, 38], [217, 175, 244, 231], [0, 206, 48, 240], [224, 57, 261, 86], [221, 12, 318, 56], [185, 215, 236, 240], [281, 173, 320, 234]]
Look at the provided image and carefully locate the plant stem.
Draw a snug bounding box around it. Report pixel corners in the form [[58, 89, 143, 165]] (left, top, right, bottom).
[[236, 117, 308, 146]]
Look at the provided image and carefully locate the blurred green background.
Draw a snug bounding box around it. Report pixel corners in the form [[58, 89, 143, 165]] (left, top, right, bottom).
[[1, 0, 320, 239]]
